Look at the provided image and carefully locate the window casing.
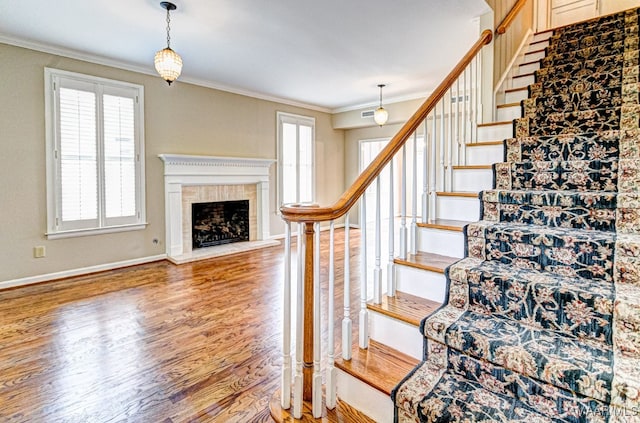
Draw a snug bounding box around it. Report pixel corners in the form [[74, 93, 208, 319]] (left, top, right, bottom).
[[45, 68, 146, 239], [277, 112, 315, 207]]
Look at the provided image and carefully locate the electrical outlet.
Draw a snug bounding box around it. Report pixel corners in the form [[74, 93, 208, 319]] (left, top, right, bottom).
[[34, 246, 46, 258]]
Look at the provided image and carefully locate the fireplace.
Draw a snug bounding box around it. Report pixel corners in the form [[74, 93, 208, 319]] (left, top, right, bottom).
[[192, 200, 250, 249], [159, 154, 277, 264]]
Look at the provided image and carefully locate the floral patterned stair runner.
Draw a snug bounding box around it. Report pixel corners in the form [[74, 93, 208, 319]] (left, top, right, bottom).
[[393, 7, 640, 423]]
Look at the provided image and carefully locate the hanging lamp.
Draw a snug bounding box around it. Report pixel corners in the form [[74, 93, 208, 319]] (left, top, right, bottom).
[[154, 2, 183, 85], [374, 84, 389, 126]]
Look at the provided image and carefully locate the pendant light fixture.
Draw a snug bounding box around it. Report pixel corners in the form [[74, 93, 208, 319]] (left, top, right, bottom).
[[374, 84, 389, 126], [154, 1, 183, 85]]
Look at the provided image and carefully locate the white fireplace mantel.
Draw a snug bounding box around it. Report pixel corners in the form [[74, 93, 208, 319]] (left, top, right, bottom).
[[159, 154, 275, 261]]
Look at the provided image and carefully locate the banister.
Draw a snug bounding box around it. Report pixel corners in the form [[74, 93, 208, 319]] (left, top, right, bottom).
[[280, 29, 493, 223], [496, 0, 529, 35]]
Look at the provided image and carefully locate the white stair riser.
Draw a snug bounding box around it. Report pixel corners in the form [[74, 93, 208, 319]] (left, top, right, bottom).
[[527, 40, 549, 52], [396, 265, 447, 303], [369, 311, 423, 360], [466, 143, 504, 165], [496, 105, 521, 121], [512, 74, 535, 89], [524, 50, 545, 62], [452, 168, 493, 192], [518, 61, 540, 75], [477, 123, 513, 142], [505, 89, 528, 104], [418, 227, 465, 258], [437, 196, 480, 221], [533, 32, 552, 42], [336, 370, 394, 423]]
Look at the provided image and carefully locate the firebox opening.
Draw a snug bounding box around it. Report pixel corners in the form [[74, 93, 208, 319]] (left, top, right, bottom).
[[192, 200, 250, 249]]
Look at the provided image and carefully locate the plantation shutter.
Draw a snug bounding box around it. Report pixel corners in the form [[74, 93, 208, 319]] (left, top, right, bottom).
[[103, 89, 138, 226], [53, 75, 141, 232], [58, 82, 99, 230]]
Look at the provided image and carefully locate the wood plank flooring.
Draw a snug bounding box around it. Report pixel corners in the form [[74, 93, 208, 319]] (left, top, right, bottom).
[[0, 229, 369, 423]]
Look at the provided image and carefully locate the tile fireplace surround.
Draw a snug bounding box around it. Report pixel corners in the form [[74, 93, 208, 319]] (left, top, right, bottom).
[[158, 154, 278, 264]]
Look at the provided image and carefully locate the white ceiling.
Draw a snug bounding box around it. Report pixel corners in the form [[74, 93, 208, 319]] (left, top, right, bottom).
[[0, 0, 491, 111]]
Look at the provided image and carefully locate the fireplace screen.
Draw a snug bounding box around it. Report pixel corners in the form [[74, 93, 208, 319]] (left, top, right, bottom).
[[192, 200, 250, 249]]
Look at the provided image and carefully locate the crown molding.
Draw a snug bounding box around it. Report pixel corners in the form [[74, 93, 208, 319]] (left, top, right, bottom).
[[330, 91, 430, 114], [0, 34, 332, 113]]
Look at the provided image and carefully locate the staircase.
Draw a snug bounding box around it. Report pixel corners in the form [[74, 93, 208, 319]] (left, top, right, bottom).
[[393, 9, 640, 422], [273, 5, 640, 423]]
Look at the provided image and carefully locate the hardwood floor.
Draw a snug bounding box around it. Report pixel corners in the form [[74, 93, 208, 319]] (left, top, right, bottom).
[[0, 229, 364, 423]]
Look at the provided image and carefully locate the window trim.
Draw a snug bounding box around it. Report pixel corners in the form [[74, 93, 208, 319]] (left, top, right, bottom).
[[276, 111, 316, 209], [44, 68, 147, 239]]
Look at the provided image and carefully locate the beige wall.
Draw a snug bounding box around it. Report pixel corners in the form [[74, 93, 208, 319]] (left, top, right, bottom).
[[0, 42, 344, 282], [332, 98, 425, 130]]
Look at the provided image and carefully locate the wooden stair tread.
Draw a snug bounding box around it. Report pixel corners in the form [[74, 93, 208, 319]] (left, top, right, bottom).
[[269, 389, 376, 423], [496, 102, 519, 108], [466, 140, 503, 147], [368, 292, 441, 327], [395, 251, 458, 273], [520, 59, 541, 67], [505, 86, 527, 93], [534, 28, 553, 36], [530, 38, 549, 46], [477, 120, 511, 127], [335, 340, 420, 395], [525, 48, 546, 55], [436, 191, 478, 198], [418, 218, 471, 231], [513, 72, 534, 78], [452, 164, 492, 170]]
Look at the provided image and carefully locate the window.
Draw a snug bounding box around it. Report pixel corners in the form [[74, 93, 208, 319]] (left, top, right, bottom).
[[277, 112, 315, 206], [44, 68, 146, 238]]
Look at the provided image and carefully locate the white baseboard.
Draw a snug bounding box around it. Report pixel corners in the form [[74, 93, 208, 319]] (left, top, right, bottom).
[[0, 254, 167, 291]]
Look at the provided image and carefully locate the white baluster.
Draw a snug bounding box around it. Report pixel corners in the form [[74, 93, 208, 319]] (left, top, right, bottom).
[[462, 68, 468, 163], [399, 145, 408, 260], [410, 132, 418, 255], [374, 176, 382, 304], [281, 222, 292, 409], [359, 193, 369, 349], [422, 118, 429, 223], [293, 224, 304, 418], [431, 109, 439, 222], [388, 161, 396, 297], [342, 213, 352, 360], [455, 77, 461, 167], [439, 101, 446, 193], [474, 55, 481, 135], [447, 87, 454, 192], [326, 221, 337, 409], [312, 223, 322, 418], [469, 58, 477, 143]]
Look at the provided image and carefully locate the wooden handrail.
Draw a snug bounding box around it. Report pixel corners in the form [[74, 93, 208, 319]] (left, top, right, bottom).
[[496, 0, 529, 35], [280, 29, 493, 223]]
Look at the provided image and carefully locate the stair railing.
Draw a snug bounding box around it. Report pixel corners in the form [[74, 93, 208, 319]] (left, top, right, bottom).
[[496, 0, 529, 35], [278, 28, 493, 418]]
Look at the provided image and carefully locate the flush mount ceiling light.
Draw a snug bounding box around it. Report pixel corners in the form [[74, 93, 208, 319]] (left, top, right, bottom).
[[374, 84, 389, 126], [154, 1, 183, 85]]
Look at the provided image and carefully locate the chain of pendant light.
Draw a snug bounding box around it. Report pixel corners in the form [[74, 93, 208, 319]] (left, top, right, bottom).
[[165, 6, 172, 48]]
